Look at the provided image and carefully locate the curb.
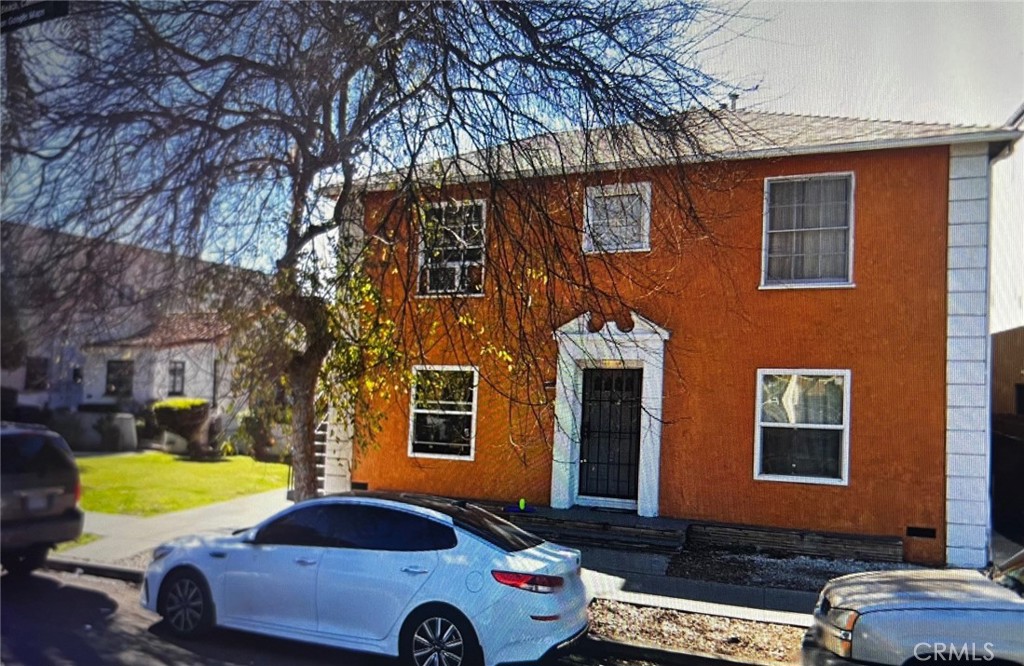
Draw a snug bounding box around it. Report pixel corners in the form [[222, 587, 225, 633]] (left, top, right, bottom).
[[45, 557, 144, 584], [578, 635, 781, 666]]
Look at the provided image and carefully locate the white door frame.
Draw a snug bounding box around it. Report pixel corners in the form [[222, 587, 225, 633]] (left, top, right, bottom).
[[550, 311, 670, 517]]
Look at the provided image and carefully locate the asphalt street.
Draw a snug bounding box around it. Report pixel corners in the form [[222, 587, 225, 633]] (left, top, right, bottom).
[[0, 570, 663, 666]]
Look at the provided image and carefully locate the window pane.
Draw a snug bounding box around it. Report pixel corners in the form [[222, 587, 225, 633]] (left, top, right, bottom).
[[24, 356, 49, 391], [766, 176, 851, 283], [760, 374, 844, 426], [587, 186, 646, 251], [760, 427, 843, 479], [106, 361, 134, 397], [419, 203, 485, 295]]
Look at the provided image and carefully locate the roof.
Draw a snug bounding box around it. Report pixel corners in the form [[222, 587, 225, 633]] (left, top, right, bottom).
[[365, 109, 1022, 189], [84, 313, 229, 350]]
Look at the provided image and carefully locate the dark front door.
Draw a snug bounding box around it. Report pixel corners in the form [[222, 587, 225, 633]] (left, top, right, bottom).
[[579, 368, 642, 501]]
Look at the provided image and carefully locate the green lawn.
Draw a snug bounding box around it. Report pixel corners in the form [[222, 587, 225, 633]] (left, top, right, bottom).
[[54, 533, 101, 552], [77, 451, 289, 517]]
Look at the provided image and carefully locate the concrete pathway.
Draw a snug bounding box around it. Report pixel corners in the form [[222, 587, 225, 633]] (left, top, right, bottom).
[[64, 489, 292, 562]]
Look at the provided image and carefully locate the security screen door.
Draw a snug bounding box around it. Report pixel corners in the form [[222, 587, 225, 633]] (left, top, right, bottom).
[[578, 368, 642, 501]]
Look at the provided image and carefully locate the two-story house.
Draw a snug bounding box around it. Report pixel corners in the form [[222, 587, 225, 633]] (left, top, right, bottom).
[[348, 111, 1020, 567]]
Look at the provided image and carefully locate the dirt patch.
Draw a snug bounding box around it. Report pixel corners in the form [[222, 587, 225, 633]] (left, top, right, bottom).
[[668, 548, 922, 591]]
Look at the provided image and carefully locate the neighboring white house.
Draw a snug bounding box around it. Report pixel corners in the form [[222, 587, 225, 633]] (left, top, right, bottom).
[[1, 222, 259, 441], [80, 313, 231, 408]]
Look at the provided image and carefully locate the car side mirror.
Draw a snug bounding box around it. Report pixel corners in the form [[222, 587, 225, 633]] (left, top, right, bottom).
[[241, 528, 259, 544]]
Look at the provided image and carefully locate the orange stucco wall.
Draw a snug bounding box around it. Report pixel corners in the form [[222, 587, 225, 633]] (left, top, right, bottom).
[[355, 146, 950, 564]]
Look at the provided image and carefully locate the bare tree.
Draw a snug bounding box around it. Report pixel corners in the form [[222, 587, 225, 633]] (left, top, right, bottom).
[[2, 1, 746, 500]]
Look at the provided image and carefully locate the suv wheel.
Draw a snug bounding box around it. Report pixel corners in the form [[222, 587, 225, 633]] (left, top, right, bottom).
[[1, 544, 49, 577]]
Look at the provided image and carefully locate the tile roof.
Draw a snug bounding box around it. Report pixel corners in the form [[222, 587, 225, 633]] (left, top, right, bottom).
[[85, 313, 229, 349]]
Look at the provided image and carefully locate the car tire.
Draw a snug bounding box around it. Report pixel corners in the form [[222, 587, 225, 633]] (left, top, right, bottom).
[[1, 544, 49, 577], [400, 605, 482, 666], [159, 569, 214, 638]]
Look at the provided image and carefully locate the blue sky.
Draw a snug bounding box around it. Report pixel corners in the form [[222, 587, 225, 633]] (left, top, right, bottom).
[[699, 1, 1024, 331]]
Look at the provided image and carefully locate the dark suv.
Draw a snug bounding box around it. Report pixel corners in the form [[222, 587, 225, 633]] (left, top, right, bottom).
[[1, 422, 83, 576]]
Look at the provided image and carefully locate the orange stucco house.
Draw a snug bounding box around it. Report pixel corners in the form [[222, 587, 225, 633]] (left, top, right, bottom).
[[350, 111, 1021, 567]]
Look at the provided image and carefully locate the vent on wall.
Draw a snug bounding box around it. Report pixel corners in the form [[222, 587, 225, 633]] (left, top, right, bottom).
[[906, 526, 937, 539]]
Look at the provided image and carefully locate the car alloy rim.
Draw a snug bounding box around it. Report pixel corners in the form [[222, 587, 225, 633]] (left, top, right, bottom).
[[412, 616, 464, 666], [166, 578, 204, 633]]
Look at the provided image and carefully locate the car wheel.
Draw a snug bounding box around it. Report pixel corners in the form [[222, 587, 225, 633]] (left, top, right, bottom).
[[1, 544, 48, 577], [400, 605, 481, 666], [159, 569, 214, 638]]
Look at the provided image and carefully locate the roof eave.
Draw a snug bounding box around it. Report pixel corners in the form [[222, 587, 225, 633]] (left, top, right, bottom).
[[364, 128, 1023, 192]]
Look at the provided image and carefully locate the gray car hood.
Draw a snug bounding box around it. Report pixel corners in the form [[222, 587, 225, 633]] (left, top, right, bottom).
[[825, 568, 1024, 614]]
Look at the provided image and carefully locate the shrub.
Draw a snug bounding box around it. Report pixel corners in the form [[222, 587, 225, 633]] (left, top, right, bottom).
[[153, 397, 212, 459]]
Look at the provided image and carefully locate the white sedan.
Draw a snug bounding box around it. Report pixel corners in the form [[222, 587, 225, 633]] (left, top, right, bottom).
[[141, 492, 589, 666], [804, 549, 1024, 665]]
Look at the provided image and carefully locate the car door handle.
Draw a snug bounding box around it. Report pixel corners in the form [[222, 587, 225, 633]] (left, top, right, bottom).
[[294, 558, 318, 566], [401, 566, 430, 575]]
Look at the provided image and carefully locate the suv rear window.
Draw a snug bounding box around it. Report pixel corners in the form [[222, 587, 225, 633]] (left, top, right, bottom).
[[1, 433, 75, 475], [413, 497, 543, 552]]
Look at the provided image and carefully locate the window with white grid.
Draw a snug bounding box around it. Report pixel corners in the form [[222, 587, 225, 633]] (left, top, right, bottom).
[[409, 367, 478, 460], [418, 201, 485, 295], [584, 182, 651, 253]]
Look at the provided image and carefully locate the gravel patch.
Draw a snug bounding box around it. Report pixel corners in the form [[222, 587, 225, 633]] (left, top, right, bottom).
[[113, 550, 153, 571], [590, 598, 805, 664], [668, 548, 922, 591]]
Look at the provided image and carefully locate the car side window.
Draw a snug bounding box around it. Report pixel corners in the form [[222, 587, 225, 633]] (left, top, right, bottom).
[[255, 506, 333, 547], [319, 505, 457, 552]]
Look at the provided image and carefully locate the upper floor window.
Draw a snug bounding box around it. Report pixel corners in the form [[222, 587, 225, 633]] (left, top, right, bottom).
[[755, 369, 850, 486], [105, 360, 134, 398], [169, 361, 185, 396], [763, 174, 853, 286], [24, 356, 49, 391], [409, 366, 477, 460], [584, 182, 651, 253], [418, 201, 485, 296]]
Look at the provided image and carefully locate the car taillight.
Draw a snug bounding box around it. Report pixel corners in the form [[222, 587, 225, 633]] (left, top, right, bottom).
[[491, 570, 564, 594]]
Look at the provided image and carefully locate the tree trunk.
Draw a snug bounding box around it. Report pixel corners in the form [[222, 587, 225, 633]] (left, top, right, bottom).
[[288, 354, 323, 501]]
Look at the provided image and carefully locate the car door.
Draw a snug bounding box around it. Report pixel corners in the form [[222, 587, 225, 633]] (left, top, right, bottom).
[[219, 505, 328, 634], [316, 504, 455, 642]]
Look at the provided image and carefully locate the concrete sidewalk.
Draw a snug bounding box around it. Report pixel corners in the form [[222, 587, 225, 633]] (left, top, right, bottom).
[[51, 491, 815, 629]]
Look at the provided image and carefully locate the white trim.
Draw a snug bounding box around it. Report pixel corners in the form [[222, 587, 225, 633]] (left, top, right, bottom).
[[551, 311, 669, 517], [945, 143, 993, 568], [753, 368, 852, 487], [407, 365, 479, 462], [583, 182, 652, 254], [760, 172, 856, 289], [415, 199, 487, 298]]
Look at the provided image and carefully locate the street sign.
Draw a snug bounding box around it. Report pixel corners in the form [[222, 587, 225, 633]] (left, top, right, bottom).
[[1, 1, 69, 34]]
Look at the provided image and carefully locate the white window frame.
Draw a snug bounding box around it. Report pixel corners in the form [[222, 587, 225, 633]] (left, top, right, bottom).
[[417, 200, 487, 298], [583, 182, 652, 254], [408, 365, 479, 461], [760, 172, 855, 289], [753, 368, 852, 486]]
